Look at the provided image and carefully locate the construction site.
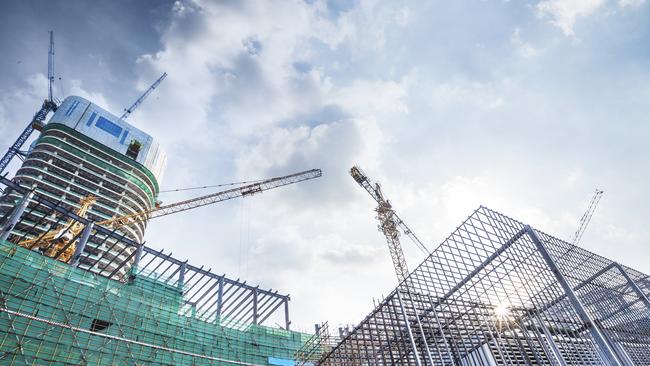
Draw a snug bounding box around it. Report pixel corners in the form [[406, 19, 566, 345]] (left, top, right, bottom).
[[1, 31, 650, 365]]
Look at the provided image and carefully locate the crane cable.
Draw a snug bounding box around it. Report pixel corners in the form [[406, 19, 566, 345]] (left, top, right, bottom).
[[159, 178, 267, 193]]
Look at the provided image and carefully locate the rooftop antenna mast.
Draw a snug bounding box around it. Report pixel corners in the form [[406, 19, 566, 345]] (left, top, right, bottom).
[[0, 31, 58, 175], [120, 72, 167, 120]]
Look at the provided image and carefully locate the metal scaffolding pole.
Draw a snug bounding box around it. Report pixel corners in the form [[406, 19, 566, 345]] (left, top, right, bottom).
[[525, 226, 623, 366]]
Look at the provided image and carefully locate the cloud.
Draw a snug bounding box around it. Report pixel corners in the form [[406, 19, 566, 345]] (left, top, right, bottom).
[[68, 79, 110, 111], [511, 28, 540, 58], [4, 0, 650, 331], [536, 0, 606, 36]]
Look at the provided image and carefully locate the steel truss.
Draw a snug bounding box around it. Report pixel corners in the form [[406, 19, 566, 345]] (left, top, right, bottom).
[[319, 206, 650, 365], [0, 175, 291, 330]]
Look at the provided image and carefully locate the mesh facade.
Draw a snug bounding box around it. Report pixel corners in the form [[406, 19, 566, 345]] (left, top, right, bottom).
[[0, 179, 306, 365], [318, 206, 650, 365], [0, 239, 308, 365]]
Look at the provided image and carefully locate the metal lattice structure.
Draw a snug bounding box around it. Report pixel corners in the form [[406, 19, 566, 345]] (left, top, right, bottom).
[[318, 206, 650, 365], [0, 176, 309, 365]]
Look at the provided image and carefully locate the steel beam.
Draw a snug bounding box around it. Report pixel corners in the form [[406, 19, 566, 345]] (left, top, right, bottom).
[[397, 289, 422, 366], [525, 226, 623, 366], [614, 263, 650, 311], [71, 222, 93, 267], [0, 191, 33, 242]]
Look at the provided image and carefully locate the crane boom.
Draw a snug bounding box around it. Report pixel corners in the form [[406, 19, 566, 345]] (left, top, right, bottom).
[[17, 168, 322, 262], [0, 31, 58, 175], [120, 72, 167, 120], [572, 189, 604, 246], [350, 166, 428, 283], [101, 168, 322, 228]]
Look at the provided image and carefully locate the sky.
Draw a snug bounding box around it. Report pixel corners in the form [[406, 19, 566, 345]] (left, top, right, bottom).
[[1, 0, 649, 332]]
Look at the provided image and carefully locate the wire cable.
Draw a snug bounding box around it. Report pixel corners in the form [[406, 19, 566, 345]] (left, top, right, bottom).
[[159, 178, 266, 193]]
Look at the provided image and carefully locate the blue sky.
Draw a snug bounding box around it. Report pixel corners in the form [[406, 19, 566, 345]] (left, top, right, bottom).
[[1, 0, 649, 331]]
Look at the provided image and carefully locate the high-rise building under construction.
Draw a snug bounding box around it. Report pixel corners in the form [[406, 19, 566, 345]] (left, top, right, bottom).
[[0, 96, 166, 277], [0, 93, 314, 365]]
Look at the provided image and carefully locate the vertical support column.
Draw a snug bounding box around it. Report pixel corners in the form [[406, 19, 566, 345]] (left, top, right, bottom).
[[526, 226, 622, 366], [215, 276, 224, 324], [396, 289, 423, 366], [252, 288, 259, 325], [129, 243, 145, 282], [71, 222, 93, 267], [178, 261, 187, 294], [0, 191, 33, 242], [404, 286, 435, 366], [532, 312, 567, 366], [132, 244, 144, 270], [285, 297, 291, 330]]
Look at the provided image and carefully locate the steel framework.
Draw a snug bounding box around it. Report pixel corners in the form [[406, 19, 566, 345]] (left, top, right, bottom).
[[318, 206, 650, 365], [0, 175, 292, 330]]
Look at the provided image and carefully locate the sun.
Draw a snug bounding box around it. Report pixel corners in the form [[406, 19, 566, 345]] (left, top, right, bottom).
[[494, 303, 510, 320]]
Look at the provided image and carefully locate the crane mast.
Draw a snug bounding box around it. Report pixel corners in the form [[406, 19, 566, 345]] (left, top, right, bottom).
[[350, 166, 428, 283], [120, 72, 167, 120], [572, 189, 604, 246], [0, 31, 58, 174]]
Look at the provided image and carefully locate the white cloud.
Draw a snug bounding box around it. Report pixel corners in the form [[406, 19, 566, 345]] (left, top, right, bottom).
[[68, 79, 110, 111], [511, 28, 540, 58], [537, 0, 606, 36], [4, 0, 644, 331], [619, 0, 646, 6]]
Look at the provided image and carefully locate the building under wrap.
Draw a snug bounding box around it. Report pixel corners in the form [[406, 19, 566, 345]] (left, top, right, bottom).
[[0, 96, 309, 365], [0, 178, 309, 365], [316, 207, 650, 365]]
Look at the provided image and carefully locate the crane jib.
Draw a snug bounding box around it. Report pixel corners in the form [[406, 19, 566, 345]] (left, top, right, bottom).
[[100, 168, 322, 228]]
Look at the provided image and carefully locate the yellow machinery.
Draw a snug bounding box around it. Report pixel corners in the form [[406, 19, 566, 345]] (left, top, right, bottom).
[[17, 195, 96, 262], [15, 168, 321, 263]]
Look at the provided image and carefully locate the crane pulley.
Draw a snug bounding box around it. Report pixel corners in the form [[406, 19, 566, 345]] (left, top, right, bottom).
[[350, 166, 429, 283], [17, 169, 322, 263]]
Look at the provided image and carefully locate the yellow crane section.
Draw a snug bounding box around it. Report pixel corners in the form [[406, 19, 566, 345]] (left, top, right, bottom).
[[17, 195, 96, 262]]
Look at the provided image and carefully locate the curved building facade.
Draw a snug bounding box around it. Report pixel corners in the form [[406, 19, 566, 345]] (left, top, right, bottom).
[[0, 96, 166, 278]]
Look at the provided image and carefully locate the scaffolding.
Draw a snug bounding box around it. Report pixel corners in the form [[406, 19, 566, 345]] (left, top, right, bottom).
[[0, 177, 309, 365], [318, 206, 650, 365]]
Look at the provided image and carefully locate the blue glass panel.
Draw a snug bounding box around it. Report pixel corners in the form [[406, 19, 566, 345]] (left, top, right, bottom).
[[120, 130, 129, 144], [268, 357, 295, 366], [95, 116, 123, 138], [86, 112, 97, 126], [64, 100, 80, 117]]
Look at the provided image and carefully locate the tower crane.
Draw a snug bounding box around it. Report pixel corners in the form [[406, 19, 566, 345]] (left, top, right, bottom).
[[350, 166, 429, 283], [0, 31, 58, 174], [120, 72, 167, 120], [17, 169, 321, 263], [572, 189, 604, 246]]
